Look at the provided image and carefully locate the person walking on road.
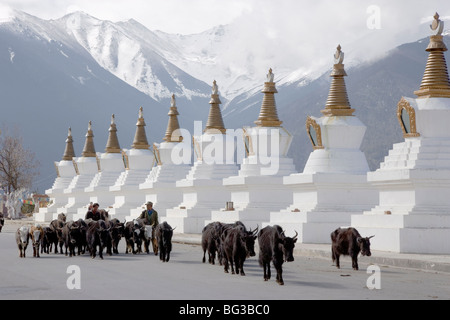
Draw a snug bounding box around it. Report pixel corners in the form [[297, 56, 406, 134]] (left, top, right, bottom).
[[138, 201, 159, 227]]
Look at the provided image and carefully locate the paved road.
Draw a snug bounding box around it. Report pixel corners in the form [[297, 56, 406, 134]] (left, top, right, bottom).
[[1, 230, 449, 301]]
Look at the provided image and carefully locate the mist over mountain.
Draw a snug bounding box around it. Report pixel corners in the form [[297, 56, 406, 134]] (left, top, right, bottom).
[[0, 9, 447, 193]]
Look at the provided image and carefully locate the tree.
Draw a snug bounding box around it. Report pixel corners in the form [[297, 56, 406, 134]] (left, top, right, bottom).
[[0, 128, 40, 194]]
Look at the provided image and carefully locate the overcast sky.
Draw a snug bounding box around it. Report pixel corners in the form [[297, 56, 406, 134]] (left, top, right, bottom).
[[1, 0, 448, 35], [1, 0, 450, 81]]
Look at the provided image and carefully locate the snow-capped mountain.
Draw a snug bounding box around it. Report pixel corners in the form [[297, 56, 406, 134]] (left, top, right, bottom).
[[52, 12, 210, 102], [0, 10, 187, 192], [50, 12, 317, 107], [1, 8, 449, 194], [153, 24, 325, 106]]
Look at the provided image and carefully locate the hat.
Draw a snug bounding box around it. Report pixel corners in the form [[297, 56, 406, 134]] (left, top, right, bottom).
[[145, 201, 153, 206]]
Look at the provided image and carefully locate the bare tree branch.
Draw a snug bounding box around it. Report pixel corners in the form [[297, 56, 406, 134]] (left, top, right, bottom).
[[0, 128, 40, 193]]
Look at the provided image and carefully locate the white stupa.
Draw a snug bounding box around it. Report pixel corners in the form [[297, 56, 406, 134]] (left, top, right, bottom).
[[352, 13, 450, 254], [107, 107, 154, 220], [57, 122, 100, 220], [268, 45, 377, 243], [71, 114, 126, 220], [208, 68, 296, 230], [35, 128, 77, 222], [127, 95, 191, 221], [164, 81, 239, 233]]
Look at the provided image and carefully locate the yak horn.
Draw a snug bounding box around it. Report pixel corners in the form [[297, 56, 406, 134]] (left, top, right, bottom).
[[293, 230, 298, 240], [171, 226, 177, 231]]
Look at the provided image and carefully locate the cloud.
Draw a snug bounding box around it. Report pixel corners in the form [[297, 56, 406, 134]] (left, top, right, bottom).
[[66, 4, 82, 15], [1, 0, 252, 33], [3, 0, 450, 84], [216, 0, 450, 80], [0, 4, 15, 22]]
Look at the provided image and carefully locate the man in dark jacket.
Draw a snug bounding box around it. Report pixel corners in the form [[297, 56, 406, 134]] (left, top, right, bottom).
[[138, 201, 159, 227], [85, 203, 102, 221]]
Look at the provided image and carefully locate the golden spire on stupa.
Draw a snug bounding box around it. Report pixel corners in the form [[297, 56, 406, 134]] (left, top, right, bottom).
[[254, 68, 283, 127], [321, 45, 355, 116], [204, 80, 226, 134], [81, 121, 96, 157], [414, 13, 450, 99], [131, 107, 150, 149], [62, 127, 76, 161], [163, 94, 183, 142], [105, 114, 121, 153]]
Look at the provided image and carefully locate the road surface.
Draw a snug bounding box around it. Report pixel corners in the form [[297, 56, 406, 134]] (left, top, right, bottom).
[[1, 229, 450, 302]]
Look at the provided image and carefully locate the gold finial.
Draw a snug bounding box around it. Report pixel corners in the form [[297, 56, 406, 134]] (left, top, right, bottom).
[[321, 45, 355, 116], [414, 13, 450, 98], [163, 94, 183, 142], [105, 114, 121, 153], [254, 68, 282, 127], [132, 107, 150, 149], [82, 121, 96, 157], [62, 127, 76, 160], [205, 80, 226, 134]]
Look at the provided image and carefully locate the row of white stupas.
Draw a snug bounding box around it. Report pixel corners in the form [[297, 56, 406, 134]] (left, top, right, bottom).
[[36, 13, 450, 254]]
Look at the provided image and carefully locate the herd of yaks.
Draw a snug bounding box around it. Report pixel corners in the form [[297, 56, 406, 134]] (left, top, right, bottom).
[[202, 221, 373, 285], [9, 213, 374, 286], [13, 213, 175, 262]]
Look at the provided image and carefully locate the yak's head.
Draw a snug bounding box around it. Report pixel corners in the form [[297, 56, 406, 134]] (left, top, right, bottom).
[[17, 226, 29, 245], [160, 225, 176, 248], [44, 228, 55, 240], [243, 226, 258, 258], [357, 236, 374, 256], [144, 225, 153, 240], [280, 230, 298, 262], [69, 224, 82, 244], [109, 224, 123, 242], [31, 228, 42, 246]]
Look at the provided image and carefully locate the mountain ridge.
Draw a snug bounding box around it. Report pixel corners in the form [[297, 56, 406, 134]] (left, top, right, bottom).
[[1, 9, 449, 193]]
